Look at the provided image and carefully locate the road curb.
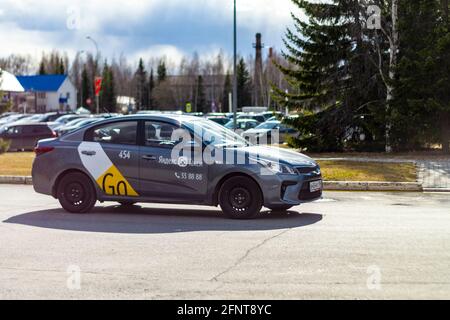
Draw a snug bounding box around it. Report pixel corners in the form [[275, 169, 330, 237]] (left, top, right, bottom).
[[324, 181, 423, 192], [0, 176, 424, 192], [423, 188, 450, 193], [0, 176, 33, 185]]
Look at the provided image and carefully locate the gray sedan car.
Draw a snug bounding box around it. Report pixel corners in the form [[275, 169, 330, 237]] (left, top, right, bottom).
[[32, 115, 322, 219]]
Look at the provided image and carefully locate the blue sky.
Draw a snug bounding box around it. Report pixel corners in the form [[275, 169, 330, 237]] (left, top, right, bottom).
[[0, 0, 301, 67]]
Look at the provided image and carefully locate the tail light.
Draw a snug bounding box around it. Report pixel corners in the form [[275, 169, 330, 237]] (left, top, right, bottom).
[[51, 131, 58, 137], [34, 146, 54, 156]]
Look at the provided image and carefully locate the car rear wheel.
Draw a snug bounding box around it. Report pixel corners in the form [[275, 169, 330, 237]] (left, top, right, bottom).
[[267, 205, 294, 212], [57, 172, 96, 214], [219, 176, 263, 219]]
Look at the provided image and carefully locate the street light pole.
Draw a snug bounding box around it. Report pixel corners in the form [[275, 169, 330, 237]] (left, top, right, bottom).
[[86, 36, 100, 114], [233, 0, 238, 129], [77, 50, 85, 109]]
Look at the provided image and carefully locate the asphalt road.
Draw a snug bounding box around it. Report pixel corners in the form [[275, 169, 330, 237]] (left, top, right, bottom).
[[0, 185, 449, 300]]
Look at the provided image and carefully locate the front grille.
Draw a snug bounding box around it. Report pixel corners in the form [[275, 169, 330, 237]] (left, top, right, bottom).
[[299, 181, 323, 201], [296, 165, 320, 175]]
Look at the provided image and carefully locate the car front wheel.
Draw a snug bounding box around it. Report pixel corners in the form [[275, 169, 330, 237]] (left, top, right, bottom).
[[219, 176, 263, 219], [57, 172, 97, 213]]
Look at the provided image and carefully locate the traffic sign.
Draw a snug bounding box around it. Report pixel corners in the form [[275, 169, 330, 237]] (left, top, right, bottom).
[[95, 77, 103, 97], [186, 102, 192, 113]]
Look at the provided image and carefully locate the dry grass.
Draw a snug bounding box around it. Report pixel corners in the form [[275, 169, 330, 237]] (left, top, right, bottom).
[[318, 160, 417, 182], [0, 152, 418, 182], [0, 152, 34, 176]]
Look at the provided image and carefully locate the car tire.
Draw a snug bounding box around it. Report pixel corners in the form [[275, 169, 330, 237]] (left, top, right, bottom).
[[219, 176, 263, 219], [267, 205, 294, 212], [57, 172, 97, 214]]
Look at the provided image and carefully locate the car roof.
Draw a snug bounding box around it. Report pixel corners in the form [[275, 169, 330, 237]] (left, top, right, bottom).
[[72, 114, 207, 127], [8, 122, 50, 127], [235, 118, 258, 122], [264, 120, 281, 124], [60, 114, 212, 140]]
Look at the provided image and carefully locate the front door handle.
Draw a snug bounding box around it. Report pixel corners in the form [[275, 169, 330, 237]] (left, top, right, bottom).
[[142, 155, 157, 161], [81, 150, 96, 156]]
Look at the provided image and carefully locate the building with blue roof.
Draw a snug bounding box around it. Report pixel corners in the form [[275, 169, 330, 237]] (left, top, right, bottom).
[[13, 75, 77, 113]]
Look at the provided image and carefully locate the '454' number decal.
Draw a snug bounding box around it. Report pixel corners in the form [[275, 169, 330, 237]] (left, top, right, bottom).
[[119, 150, 131, 160]]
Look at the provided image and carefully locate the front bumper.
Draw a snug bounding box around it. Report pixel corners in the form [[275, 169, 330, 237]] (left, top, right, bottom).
[[259, 171, 323, 207]]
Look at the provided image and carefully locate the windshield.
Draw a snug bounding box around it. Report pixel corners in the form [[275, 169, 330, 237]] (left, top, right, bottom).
[[183, 119, 249, 147], [255, 121, 280, 130], [64, 118, 90, 127]]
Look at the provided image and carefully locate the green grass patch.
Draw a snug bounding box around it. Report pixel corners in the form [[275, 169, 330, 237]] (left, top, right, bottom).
[[318, 160, 417, 182]]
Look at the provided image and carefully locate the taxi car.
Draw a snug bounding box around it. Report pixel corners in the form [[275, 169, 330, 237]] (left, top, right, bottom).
[[32, 115, 322, 219]]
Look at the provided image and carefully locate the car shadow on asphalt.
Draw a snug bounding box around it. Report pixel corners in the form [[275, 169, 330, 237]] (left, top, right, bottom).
[[3, 205, 323, 234]]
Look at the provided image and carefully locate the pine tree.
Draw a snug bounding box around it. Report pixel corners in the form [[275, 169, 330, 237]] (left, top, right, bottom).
[[157, 60, 167, 83], [222, 72, 232, 112], [38, 60, 46, 75], [148, 68, 155, 110], [196, 75, 207, 113], [391, 0, 441, 150], [237, 58, 252, 109], [0, 70, 11, 114], [436, 0, 450, 153], [100, 61, 116, 113], [81, 66, 92, 110], [58, 58, 65, 75], [134, 58, 148, 110], [274, 0, 386, 152]]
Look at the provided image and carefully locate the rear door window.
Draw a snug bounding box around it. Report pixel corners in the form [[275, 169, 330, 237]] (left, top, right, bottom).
[[87, 121, 138, 145]]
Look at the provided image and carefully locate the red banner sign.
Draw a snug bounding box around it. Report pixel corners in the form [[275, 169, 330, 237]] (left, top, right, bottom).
[[95, 77, 103, 97]]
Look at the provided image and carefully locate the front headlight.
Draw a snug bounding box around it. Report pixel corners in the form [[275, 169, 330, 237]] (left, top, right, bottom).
[[251, 158, 297, 175]]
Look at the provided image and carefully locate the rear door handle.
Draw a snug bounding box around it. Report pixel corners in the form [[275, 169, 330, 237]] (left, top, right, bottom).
[[81, 150, 96, 156], [142, 155, 157, 161]]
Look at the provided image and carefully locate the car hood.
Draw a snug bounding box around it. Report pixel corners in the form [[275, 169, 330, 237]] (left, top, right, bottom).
[[234, 145, 317, 167]]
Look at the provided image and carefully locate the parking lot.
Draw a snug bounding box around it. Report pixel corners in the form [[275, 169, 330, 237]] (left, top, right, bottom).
[[0, 185, 449, 299]]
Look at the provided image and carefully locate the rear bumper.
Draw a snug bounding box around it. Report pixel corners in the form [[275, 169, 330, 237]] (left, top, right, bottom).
[[32, 156, 53, 196]]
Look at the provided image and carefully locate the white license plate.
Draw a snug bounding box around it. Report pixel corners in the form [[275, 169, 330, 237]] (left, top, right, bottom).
[[309, 180, 322, 193]]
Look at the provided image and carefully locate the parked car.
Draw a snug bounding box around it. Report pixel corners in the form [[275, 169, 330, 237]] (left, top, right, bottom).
[[207, 116, 229, 126], [225, 119, 259, 132], [37, 112, 72, 123], [237, 113, 266, 123], [0, 114, 31, 126], [0, 123, 57, 151], [32, 114, 322, 219], [261, 111, 283, 121], [53, 114, 90, 129], [0, 112, 17, 120], [244, 120, 298, 144], [13, 114, 44, 124]]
